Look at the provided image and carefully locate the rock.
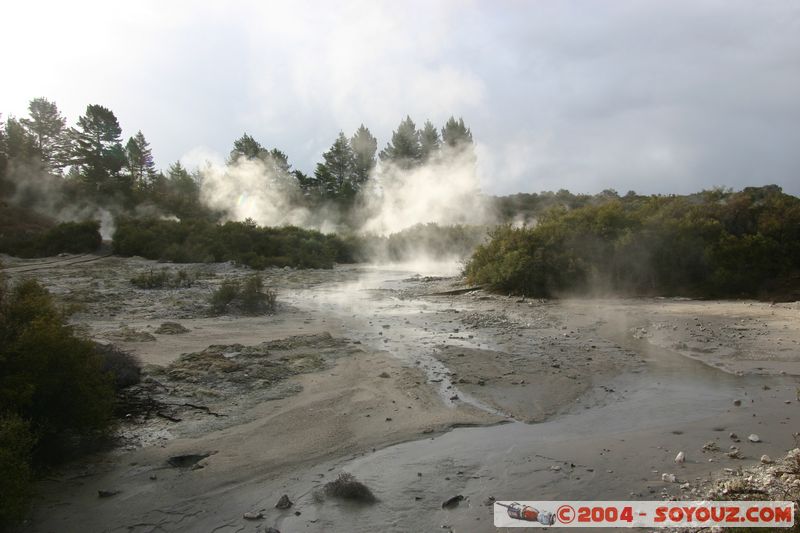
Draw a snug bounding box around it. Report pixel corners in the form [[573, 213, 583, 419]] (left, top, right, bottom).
[[760, 455, 772, 464], [243, 511, 264, 520], [733, 399, 742, 406], [550, 465, 561, 471], [378, 372, 390, 378], [727, 448, 743, 459], [675, 451, 685, 464], [155, 322, 190, 335], [442, 495, 464, 509], [275, 494, 293, 509], [661, 473, 677, 483], [97, 490, 120, 498], [748, 434, 761, 443], [449, 394, 459, 401], [703, 441, 720, 452]]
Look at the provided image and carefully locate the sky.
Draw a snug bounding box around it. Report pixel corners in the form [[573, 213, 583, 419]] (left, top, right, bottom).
[[2, 0, 798, 196]]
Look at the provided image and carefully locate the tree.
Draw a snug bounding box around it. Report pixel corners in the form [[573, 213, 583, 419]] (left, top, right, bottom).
[[229, 133, 266, 163], [20, 98, 69, 172], [350, 124, 377, 185], [441, 116, 473, 149], [3, 118, 38, 162], [379, 116, 421, 169], [314, 132, 355, 200], [419, 120, 441, 162], [125, 131, 156, 188], [70, 105, 126, 195]]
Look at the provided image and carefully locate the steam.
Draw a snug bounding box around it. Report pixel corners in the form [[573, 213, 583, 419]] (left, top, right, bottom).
[[359, 147, 493, 235]]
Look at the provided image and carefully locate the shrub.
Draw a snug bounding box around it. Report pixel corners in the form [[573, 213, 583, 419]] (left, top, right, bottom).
[[0, 219, 102, 258], [0, 413, 34, 528], [95, 344, 141, 390], [113, 217, 356, 269], [0, 278, 114, 462], [466, 186, 800, 298], [130, 268, 195, 289], [323, 472, 377, 503], [209, 275, 277, 315]]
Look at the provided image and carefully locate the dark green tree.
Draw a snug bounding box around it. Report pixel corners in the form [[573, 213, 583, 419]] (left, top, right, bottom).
[[379, 116, 421, 169], [70, 105, 126, 195], [125, 131, 156, 188], [20, 98, 69, 172], [314, 132, 355, 200], [3, 118, 39, 162], [350, 124, 377, 184], [229, 133, 266, 163], [419, 120, 441, 162], [441, 116, 473, 149]]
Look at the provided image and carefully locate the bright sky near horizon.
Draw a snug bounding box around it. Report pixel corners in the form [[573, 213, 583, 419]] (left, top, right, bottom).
[[2, 1, 798, 195]]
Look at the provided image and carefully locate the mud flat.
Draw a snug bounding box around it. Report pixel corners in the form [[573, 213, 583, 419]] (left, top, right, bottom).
[[2, 254, 798, 532]]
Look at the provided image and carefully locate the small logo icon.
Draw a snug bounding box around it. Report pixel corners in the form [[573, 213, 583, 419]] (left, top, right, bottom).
[[557, 504, 576, 524]]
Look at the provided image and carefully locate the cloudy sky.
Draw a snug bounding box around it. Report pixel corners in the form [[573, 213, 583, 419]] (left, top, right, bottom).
[[2, 0, 798, 195]]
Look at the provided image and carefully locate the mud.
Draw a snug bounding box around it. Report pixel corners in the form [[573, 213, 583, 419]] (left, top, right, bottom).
[[1, 253, 798, 532]]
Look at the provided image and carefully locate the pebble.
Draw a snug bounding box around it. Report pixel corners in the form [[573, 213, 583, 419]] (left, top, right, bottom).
[[760, 455, 772, 464], [661, 473, 677, 483], [748, 434, 761, 443], [675, 451, 685, 464], [243, 511, 264, 520]]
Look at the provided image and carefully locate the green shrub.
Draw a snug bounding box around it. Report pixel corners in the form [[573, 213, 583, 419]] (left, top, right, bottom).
[[130, 268, 196, 289], [113, 217, 356, 269], [0, 278, 114, 462], [0, 413, 34, 528], [95, 344, 141, 390], [209, 274, 277, 315], [0, 220, 102, 258], [466, 186, 800, 298]]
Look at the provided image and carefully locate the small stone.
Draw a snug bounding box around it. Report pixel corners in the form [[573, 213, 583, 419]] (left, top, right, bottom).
[[748, 434, 761, 443], [275, 494, 293, 509], [675, 451, 685, 464], [661, 473, 677, 483], [550, 465, 561, 471], [760, 455, 772, 464], [733, 399, 742, 406], [703, 441, 719, 452], [243, 511, 263, 520], [442, 495, 464, 509]]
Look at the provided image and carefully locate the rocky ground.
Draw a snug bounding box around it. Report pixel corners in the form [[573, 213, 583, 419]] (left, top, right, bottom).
[[1, 253, 798, 532]]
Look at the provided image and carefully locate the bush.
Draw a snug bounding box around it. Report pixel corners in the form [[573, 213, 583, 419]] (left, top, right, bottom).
[[323, 472, 377, 503], [95, 344, 141, 390], [0, 413, 34, 528], [113, 217, 356, 269], [0, 219, 102, 258], [130, 268, 196, 289], [209, 274, 277, 315], [0, 278, 114, 461], [466, 186, 800, 298]]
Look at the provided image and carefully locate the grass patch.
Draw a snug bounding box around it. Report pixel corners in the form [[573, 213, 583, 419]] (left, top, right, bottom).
[[323, 472, 377, 503], [209, 274, 276, 315]]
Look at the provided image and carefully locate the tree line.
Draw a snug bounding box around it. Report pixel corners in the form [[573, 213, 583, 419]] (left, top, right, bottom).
[[0, 98, 475, 216]]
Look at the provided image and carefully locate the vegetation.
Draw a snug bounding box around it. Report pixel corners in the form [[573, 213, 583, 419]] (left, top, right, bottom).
[[113, 217, 354, 269], [467, 186, 800, 299], [209, 274, 277, 315], [130, 268, 196, 289], [0, 219, 101, 258], [0, 275, 120, 528], [322, 472, 377, 503]]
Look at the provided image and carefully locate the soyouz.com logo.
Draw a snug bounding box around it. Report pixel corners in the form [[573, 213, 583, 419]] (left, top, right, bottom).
[[493, 501, 795, 528]]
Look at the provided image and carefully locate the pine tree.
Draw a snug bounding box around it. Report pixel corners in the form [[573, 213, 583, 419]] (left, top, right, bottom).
[[314, 132, 355, 200], [70, 105, 125, 195], [229, 133, 266, 163], [350, 124, 377, 185], [441, 116, 473, 149], [125, 131, 156, 188], [20, 98, 69, 172], [419, 120, 441, 162], [379, 116, 421, 169]]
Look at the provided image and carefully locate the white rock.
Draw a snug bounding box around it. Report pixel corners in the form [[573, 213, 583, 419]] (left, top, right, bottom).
[[661, 473, 677, 483], [748, 434, 761, 443], [243, 511, 263, 520], [550, 465, 561, 471], [760, 455, 772, 464], [675, 451, 685, 464]]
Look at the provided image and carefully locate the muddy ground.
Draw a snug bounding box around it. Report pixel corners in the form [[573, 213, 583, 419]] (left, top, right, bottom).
[[2, 253, 799, 532]]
